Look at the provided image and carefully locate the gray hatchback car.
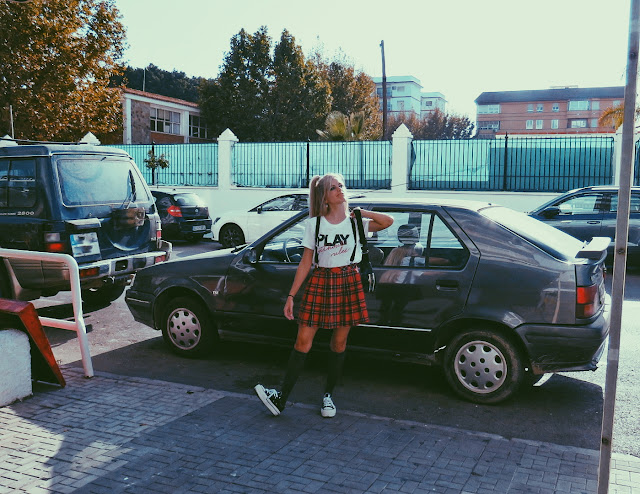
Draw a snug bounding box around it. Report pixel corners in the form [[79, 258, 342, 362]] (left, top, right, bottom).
[[528, 186, 640, 265], [126, 198, 610, 404]]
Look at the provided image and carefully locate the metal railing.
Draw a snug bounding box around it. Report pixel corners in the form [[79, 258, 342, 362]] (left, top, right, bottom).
[[0, 249, 93, 378]]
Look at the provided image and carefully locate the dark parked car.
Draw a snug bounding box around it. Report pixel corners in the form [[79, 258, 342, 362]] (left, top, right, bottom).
[[0, 142, 171, 305], [151, 190, 212, 242], [529, 186, 640, 264], [126, 198, 610, 404]]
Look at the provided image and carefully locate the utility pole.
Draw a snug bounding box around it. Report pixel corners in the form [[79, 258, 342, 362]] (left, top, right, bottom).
[[380, 40, 387, 140], [597, 0, 639, 492]]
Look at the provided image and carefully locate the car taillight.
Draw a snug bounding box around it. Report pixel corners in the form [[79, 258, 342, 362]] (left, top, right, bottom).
[[167, 205, 182, 217], [576, 284, 598, 319], [44, 232, 68, 253], [80, 267, 100, 278], [155, 254, 167, 264]]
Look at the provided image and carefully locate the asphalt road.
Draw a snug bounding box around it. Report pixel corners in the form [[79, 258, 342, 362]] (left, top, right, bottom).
[[35, 238, 640, 460]]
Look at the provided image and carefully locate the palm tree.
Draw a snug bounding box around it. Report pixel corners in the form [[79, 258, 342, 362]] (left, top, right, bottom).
[[598, 103, 640, 129], [316, 111, 365, 141]]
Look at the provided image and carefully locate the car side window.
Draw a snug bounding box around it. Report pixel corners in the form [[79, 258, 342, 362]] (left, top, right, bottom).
[[0, 159, 37, 208], [370, 211, 468, 269], [259, 196, 296, 212], [556, 193, 605, 214], [610, 193, 640, 213], [259, 219, 306, 263]]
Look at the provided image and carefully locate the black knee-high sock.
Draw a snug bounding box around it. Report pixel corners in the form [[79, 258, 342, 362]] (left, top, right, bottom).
[[325, 350, 346, 395], [280, 349, 307, 401]]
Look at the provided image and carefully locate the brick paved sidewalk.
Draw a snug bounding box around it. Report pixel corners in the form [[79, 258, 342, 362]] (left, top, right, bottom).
[[0, 368, 638, 494]]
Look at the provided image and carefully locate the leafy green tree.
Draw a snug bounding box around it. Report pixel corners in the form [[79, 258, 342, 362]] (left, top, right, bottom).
[[144, 145, 170, 186], [111, 64, 203, 103], [200, 27, 272, 141], [269, 30, 330, 140], [386, 110, 474, 140], [0, 0, 126, 143], [317, 60, 381, 140]]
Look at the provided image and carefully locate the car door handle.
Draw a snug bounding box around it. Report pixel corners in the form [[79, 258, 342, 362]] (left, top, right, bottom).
[[436, 280, 458, 291], [587, 221, 601, 224]]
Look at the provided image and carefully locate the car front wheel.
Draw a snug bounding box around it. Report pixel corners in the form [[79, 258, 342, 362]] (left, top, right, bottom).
[[161, 296, 217, 357], [443, 329, 525, 404], [219, 224, 245, 248]]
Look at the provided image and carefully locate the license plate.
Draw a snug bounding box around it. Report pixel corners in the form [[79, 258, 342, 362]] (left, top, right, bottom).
[[193, 225, 206, 231], [70, 232, 101, 257]]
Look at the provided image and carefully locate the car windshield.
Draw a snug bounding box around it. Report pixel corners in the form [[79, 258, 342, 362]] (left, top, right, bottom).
[[56, 156, 150, 206], [481, 205, 584, 260]]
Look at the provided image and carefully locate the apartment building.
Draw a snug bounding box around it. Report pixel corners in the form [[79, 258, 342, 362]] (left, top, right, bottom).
[[475, 86, 624, 137], [121, 88, 212, 144], [373, 76, 446, 118]]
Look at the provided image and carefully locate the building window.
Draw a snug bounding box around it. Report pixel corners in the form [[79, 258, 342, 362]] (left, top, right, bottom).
[[478, 121, 500, 130], [552, 103, 560, 112], [189, 115, 210, 139], [569, 119, 587, 128], [527, 104, 534, 112], [537, 103, 544, 112], [591, 119, 599, 128], [398, 100, 405, 111], [551, 119, 559, 129], [592, 101, 600, 110], [376, 88, 383, 97], [478, 104, 500, 114], [568, 100, 590, 111], [150, 108, 180, 134], [396, 86, 405, 93], [424, 100, 433, 107], [526, 120, 534, 129], [536, 120, 543, 129]]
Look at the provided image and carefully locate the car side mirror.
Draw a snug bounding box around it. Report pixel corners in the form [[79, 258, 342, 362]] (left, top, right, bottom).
[[256, 206, 262, 214], [243, 248, 258, 264], [541, 207, 561, 219]]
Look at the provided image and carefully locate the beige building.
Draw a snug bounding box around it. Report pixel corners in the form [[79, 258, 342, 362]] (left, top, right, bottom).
[[475, 86, 624, 137]]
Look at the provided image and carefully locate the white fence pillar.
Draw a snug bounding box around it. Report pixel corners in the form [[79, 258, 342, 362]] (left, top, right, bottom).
[[391, 124, 413, 192], [217, 128, 238, 190]]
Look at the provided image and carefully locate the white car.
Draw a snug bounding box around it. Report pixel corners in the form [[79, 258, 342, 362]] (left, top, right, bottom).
[[212, 194, 308, 247]]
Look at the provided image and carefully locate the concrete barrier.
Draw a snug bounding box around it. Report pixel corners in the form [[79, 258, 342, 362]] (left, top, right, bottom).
[[0, 329, 32, 406]]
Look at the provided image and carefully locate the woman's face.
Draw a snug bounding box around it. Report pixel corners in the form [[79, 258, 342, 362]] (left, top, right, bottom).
[[326, 177, 346, 207]]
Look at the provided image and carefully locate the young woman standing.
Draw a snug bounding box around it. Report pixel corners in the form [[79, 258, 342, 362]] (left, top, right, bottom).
[[254, 173, 393, 417]]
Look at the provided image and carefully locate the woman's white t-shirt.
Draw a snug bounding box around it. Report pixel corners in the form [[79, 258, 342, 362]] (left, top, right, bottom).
[[301, 215, 370, 268]]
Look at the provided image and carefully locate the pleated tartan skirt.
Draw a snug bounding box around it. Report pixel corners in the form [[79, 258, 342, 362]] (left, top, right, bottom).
[[297, 264, 369, 329]]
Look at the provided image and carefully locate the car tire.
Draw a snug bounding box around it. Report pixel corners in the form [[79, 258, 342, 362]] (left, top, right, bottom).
[[443, 329, 525, 404], [81, 283, 126, 306], [219, 224, 245, 248], [161, 296, 217, 357]]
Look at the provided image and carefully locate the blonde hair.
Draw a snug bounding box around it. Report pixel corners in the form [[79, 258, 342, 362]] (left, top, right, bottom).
[[308, 173, 349, 217]]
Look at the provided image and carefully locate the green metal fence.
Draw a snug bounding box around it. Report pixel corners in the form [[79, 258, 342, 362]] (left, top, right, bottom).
[[112, 143, 218, 186], [411, 136, 615, 192], [232, 141, 392, 190]]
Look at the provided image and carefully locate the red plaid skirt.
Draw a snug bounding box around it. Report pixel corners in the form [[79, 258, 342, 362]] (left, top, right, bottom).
[[297, 264, 369, 329]]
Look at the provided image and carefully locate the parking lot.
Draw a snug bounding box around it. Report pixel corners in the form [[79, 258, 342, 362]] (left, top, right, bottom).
[[35, 238, 640, 460]]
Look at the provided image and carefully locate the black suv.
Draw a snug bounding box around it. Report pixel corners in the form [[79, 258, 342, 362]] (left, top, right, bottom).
[[151, 190, 212, 242], [0, 142, 171, 304]]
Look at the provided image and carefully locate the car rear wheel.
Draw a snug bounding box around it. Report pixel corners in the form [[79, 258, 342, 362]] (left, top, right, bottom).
[[161, 296, 217, 357], [81, 283, 126, 306], [443, 329, 525, 404], [219, 224, 245, 248]]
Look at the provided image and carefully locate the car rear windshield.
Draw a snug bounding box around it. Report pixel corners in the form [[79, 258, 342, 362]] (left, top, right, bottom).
[[174, 193, 206, 207], [56, 156, 150, 206], [480, 205, 584, 260]]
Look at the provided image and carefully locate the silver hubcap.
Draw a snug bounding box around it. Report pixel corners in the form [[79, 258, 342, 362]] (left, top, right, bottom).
[[167, 307, 202, 350], [453, 339, 507, 394]]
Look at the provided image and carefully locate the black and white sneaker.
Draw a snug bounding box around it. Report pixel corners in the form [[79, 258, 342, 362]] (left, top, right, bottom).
[[254, 384, 284, 416], [321, 393, 336, 418]]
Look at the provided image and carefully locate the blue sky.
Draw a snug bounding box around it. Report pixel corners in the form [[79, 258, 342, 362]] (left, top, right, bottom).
[[113, 0, 632, 118]]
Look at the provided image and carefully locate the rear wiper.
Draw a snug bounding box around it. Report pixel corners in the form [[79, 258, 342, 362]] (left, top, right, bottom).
[[120, 170, 137, 209]]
